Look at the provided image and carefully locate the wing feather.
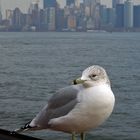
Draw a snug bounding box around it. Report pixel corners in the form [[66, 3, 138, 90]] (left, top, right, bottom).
[[29, 85, 79, 128]]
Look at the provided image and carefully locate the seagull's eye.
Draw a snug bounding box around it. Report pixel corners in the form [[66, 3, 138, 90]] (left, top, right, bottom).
[[91, 74, 96, 78]]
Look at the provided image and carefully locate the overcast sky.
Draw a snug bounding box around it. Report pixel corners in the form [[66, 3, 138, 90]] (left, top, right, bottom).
[[1, 0, 140, 18]]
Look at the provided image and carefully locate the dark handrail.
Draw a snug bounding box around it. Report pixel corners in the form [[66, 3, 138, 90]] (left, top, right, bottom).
[[0, 128, 43, 140]]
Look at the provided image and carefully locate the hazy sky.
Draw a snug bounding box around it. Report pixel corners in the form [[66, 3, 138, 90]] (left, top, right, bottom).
[[1, 0, 140, 18]]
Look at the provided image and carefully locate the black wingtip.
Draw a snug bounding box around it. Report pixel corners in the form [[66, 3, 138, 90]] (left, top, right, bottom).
[[13, 121, 32, 133]]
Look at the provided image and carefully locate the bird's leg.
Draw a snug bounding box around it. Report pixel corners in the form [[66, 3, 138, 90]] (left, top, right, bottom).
[[80, 132, 85, 140], [72, 132, 76, 140]]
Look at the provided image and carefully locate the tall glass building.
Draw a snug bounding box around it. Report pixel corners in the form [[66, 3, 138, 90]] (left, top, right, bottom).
[[112, 0, 124, 8], [124, 0, 133, 28], [134, 5, 140, 28], [115, 4, 124, 28], [66, 0, 74, 6], [44, 0, 57, 8]]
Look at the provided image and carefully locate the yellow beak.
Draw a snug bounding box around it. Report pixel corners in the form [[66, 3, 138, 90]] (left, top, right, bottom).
[[73, 78, 86, 85]]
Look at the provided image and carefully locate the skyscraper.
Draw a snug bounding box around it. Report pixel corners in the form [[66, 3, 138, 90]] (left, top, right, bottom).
[[84, 0, 100, 6], [115, 4, 124, 28], [44, 0, 57, 8], [112, 0, 124, 8], [48, 7, 56, 30], [0, 0, 2, 23], [84, 0, 100, 18], [66, 0, 74, 6], [106, 8, 115, 27], [100, 5, 108, 26], [134, 5, 140, 28], [67, 15, 76, 30], [29, 3, 40, 29], [12, 8, 22, 28], [124, 0, 133, 28], [75, 0, 81, 8], [56, 9, 64, 31]]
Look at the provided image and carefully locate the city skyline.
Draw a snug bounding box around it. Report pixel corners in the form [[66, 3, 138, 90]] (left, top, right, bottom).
[[0, 0, 140, 32], [1, 0, 140, 18]]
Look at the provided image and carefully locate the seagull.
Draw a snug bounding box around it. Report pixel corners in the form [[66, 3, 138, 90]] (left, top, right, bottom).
[[14, 65, 115, 140]]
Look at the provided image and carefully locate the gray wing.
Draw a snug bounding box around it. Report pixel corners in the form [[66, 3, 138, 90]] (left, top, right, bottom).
[[29, 85, 79, 128], [48, 85, 78, 109]]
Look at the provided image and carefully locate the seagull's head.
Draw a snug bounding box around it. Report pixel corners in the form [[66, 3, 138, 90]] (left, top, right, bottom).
[[73, 65, 110, 87]]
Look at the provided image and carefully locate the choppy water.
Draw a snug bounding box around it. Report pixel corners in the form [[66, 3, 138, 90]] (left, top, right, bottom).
[[0, 32, 140, 140]]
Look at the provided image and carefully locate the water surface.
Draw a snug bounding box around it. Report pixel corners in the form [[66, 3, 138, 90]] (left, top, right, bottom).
[[0, 32, 140, 140]]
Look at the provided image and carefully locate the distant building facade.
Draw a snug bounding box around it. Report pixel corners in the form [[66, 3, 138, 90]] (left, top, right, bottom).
[[12, 8, 22, 30], [112, 0, 124, 8], [30, 3, 40, 29], [67, 15, 76, 30], [75, 0, 81, 8], [100, 5, 108, 26], [44, 0, 57, 8], [56, 8, 64, 31], [124, 0, 133, 28], [133, 5, 140, 28], [115, 4, 124, 28], [48, 7, 56, 31], [67, 0, 75, 6]]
